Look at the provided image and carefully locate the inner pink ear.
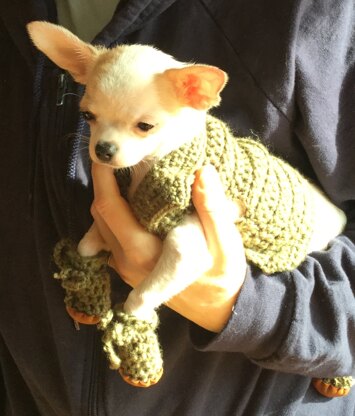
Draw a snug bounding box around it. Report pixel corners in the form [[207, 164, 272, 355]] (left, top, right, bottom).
[[166, 65, 227, 110], [182, 74, 219, 110], [183, 74, 204, 107]]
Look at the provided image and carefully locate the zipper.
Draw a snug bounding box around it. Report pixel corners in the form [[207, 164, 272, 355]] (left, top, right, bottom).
[[66, 113, 86, 239], [55, 72, 103, 415], [87, 330, 102, 416], [55, 70, 87, 239]]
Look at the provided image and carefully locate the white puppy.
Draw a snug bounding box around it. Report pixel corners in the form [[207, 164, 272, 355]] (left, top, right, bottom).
[[28, 22, 346, 322]]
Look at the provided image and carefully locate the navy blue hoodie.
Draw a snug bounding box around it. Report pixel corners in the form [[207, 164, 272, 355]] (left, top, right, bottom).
[[0, 1, 354, 415]]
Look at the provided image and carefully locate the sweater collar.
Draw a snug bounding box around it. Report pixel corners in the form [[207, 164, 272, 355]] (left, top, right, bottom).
[[128, 128, 207, 226], [129, 116, 228, 209]]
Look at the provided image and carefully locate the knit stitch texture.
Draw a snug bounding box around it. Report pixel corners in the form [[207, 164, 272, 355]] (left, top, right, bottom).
[[99, 305, 163, 384], [123, 115, 315, 274], [53, 239, 111, 318], [322, 376, 354, 389]]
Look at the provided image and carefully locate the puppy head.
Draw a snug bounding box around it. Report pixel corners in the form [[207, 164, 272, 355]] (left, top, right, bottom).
[[27, 22, 228, 168]]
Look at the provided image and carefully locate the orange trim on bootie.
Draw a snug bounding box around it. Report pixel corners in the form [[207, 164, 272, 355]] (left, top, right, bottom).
[[119, 368, 163, 388], [312, 378, 351, 398], [66, 306, 101, 325]]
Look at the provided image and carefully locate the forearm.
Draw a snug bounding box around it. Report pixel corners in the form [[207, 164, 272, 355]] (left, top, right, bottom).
[[191, 227, 355, 378]]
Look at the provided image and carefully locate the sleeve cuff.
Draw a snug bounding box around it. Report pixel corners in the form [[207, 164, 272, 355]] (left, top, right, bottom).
[[190, 266, 294, 359]]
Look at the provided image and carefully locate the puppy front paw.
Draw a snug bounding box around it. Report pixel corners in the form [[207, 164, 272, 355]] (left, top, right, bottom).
[[78, 224, 109, 257]]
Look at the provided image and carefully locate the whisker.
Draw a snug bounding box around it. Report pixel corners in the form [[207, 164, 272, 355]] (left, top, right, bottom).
[[60, 132, 91, 143], [78, 136, 90, 145], [77, 135, 91, 152], [78, 144, 90, 152]]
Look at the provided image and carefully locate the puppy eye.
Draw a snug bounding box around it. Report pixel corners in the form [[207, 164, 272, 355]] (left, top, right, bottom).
[[137, 122, 154, 132], [81, 111, 96, 122]]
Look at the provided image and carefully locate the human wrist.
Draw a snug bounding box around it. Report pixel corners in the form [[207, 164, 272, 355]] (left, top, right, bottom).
[[166, 269, 245, 333]]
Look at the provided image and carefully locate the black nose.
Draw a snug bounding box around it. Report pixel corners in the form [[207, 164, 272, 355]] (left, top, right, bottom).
[[95, 141, 118, 162]]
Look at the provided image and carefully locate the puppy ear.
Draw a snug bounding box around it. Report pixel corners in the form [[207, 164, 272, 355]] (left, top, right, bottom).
[[165, 65, 228, 110], [27, 21, 100, 84]]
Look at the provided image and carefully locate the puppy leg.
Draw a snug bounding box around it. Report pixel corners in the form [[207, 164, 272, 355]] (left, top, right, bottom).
[[78, 222, 109, 257], [124, 213, 211, 321]]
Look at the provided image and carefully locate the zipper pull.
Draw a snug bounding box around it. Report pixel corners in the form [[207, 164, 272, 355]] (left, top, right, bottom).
[[56, 72, 68, 106], [56, 72, 81, 106]]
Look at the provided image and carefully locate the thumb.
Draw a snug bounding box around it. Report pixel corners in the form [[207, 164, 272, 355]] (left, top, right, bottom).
[[91, 163, 147, 247], [192, 165, 244, 259]]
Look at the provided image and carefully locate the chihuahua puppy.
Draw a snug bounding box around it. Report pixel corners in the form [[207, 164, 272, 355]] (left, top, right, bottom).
[[28, 22, 346, 322]]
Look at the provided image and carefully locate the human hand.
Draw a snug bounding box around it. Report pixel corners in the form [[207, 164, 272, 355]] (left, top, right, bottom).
[[91, 163, 247, 332]]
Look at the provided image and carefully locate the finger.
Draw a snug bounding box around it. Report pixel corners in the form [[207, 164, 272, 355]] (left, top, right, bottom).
[[90, 206, 140, 279], [91, 163, 147, 246], [90, 206, 121, 253], [192, 165, 244, 261], [92, 163, 140, 241]]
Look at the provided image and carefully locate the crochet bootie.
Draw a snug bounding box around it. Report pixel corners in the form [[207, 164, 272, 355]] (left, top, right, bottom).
[[313, 376, 353, 398], [53, 239, 111, 324], [99, 305, 163, 387]]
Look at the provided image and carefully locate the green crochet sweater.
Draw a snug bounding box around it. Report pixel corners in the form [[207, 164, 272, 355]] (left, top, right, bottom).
[[117, 116, 315, 275]]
